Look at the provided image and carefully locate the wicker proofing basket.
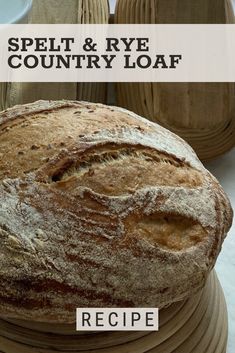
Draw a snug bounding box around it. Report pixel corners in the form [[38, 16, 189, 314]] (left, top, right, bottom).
[[115, 0, 235, 161], [0, 0, 109, 111], [0, 270, 228, 353]]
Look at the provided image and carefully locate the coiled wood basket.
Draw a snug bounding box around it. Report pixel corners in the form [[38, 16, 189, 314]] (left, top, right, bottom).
[[115, 0, 235, 161], [0, 0, 109, 111], [0, 271, 228, 353]]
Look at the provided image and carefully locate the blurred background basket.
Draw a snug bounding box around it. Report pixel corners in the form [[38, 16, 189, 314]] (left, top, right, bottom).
[[115, 0, 235, 161]]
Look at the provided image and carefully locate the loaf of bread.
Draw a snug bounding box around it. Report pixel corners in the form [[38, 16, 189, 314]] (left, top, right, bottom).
[[0, 101, 232, 323]]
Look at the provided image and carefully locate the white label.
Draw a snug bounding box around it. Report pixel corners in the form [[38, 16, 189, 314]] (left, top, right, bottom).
[[76, 308, 159, 331], [1, 24, 235, 82]]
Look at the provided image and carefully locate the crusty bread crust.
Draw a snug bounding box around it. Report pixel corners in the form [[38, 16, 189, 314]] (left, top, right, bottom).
[[0, 101, 233, 323]]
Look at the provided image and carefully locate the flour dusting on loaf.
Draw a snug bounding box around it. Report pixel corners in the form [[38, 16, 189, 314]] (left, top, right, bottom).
[[0, 101, 233, 323]]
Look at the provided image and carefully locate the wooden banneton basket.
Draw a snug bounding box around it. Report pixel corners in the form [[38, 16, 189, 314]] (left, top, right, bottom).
[[0, 0, 109, 111], [115, 0, 235, 161], [0, 271, 228, 353]]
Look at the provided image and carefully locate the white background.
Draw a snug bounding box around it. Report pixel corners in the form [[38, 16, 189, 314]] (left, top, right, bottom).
[[109, 0, 116, 14]]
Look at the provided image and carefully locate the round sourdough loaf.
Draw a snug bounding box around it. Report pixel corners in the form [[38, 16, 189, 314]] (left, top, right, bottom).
[[0, 101, 233, 323]]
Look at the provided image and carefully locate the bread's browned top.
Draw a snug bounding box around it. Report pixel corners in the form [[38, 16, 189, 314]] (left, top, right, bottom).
[[0, 101, 233, 323]]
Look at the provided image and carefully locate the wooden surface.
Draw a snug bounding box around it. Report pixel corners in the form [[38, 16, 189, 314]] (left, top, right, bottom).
[[0, 0, 109, 111], [0, 270, 228, 353], [115, 0, 235, 161]]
